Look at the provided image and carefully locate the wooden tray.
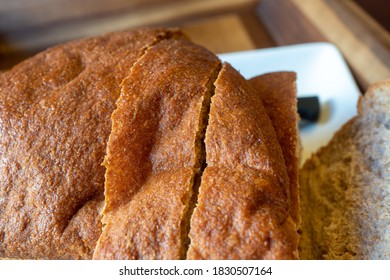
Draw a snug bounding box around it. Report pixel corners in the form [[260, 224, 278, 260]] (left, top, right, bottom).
[[1, 0, 389, 89]]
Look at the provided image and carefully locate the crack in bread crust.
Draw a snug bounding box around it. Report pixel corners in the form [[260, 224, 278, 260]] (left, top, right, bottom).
[[1, 28, 300, 260], [180, 64, 222, 259], [93, 37, 221, 260], [187, 64, 299, 260]]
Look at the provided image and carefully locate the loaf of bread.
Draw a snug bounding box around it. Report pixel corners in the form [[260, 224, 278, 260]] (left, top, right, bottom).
[[299, 79, 390, 259], [0, 27, 299, 259]]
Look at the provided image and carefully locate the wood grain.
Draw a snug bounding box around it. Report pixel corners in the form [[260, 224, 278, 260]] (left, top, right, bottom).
[[0, 0, 256, 50], [259, 0, 390, 90], [292, 0, 390, 89], [354, 0, 390, 32], [258, 0, 326, 44], [2, 0, 389, 90], [0, 0, 256, 32], [327, 0, 390, 51], [0, 0, 262, 70], [182, 14, 255, 54]]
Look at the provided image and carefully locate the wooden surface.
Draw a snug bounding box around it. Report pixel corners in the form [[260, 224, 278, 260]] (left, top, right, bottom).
[[259, 0, 390, 90], [0, 0, 264, 69], [354, 0, 390, 32], [181, 14, 256, 54], [1, 0, 389, 90], [294, 0, 390, 90]]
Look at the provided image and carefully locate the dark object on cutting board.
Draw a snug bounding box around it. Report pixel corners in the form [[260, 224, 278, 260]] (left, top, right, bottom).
[[298, 96, 320, 122]]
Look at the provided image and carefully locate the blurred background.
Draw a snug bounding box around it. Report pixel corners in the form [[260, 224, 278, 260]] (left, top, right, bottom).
[[0, 0, 389, 90]]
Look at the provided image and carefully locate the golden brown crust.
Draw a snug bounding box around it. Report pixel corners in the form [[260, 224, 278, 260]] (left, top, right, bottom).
[[188, 167, 299, 259], [249, 72, 300, 225], [1, 28, 300, 260], [94, 169, 195, 259], [0, 27, 183, 259], [187, 64, 299, 259], [93, 38, 221, 259]]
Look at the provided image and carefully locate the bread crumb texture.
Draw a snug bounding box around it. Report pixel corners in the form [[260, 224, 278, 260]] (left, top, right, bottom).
[[299, 79, 390, 259]]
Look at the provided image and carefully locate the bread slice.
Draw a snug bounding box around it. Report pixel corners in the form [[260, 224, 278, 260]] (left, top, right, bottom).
[[92, 38, 221, 259], [0, 28, 183, 259], [299, 79, 390, 259], [187, 64, 299, 259], [249, 72, 300, 226]]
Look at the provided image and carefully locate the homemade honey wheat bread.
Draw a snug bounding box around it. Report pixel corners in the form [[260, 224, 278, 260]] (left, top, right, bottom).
[[299, 79, 390, 259], [0, 28, 185, 259], [0, 28, 300, 259]]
